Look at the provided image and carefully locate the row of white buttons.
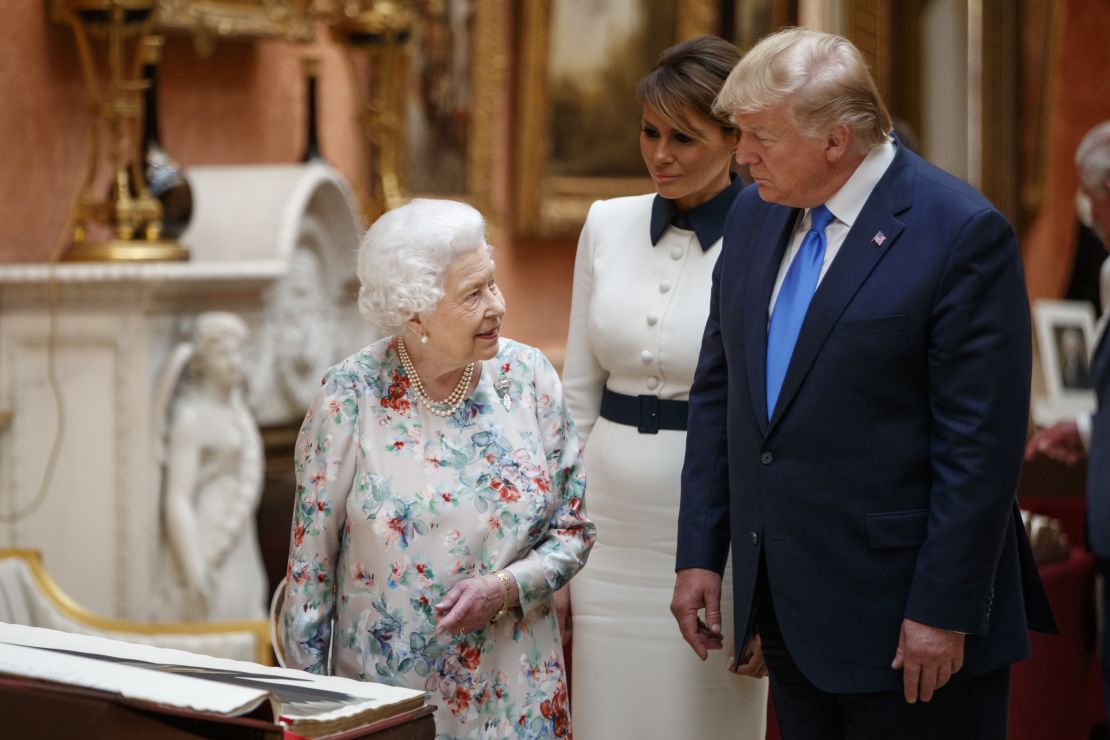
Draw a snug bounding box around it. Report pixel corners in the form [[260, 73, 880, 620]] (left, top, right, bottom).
[[646, 242, 684, 391]]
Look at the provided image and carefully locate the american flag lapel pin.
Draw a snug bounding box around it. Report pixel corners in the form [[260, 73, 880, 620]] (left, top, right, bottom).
[[872, 231, 886, 246]]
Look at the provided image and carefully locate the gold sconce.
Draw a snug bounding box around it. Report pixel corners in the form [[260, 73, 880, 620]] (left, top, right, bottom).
[[328, 1, 414, 222], [49, 0, 188, 262]]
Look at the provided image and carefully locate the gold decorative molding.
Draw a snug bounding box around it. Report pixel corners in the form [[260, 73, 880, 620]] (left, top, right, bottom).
[[462, 0, 507, 220], [515, 0, 702, 237], [155, 0, 315, 53], [327, 0, 503, 221], [1020, 0, 1063, 226], [330, 1, 414, 221], [512, 0, 550, 235], [61, 239, 188, 262]]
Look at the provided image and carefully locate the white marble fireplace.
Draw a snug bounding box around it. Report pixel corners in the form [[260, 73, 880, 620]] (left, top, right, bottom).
[[0, 164, 372, 619]]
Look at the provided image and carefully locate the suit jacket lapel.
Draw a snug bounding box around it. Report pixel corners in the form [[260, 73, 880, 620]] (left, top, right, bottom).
[[766, 149, 914, 433], [745, 204, 799, 435]]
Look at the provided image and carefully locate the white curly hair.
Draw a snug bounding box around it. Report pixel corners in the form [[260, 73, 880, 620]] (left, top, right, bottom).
[[356, 199, 489, 335]]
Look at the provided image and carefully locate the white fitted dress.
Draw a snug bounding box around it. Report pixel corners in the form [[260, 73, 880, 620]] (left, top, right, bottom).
[[563, 193, 767, 740]]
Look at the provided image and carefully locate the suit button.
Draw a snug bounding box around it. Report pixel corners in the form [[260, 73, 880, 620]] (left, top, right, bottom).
[[760, 451, 774, 465], [751, 531, 759, 545]]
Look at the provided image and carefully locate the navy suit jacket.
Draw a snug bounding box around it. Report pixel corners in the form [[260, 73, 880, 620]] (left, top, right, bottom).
[[1087, 328, 1110, 558], [677, 143, 1057, 694]]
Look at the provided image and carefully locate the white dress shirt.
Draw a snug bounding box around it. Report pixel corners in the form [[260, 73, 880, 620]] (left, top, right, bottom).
[[769, 139, 897, 315]]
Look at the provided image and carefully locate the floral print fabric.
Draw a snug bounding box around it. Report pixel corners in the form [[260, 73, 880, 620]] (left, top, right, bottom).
[[281, 337, 594, 739]]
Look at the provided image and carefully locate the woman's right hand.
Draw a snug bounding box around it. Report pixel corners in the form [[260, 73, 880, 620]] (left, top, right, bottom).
[[434, 572, 519, 635], [553, 585, 572, 643]]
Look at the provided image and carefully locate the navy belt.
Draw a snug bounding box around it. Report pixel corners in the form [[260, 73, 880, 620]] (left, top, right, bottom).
[[599, 387, 688, 434]]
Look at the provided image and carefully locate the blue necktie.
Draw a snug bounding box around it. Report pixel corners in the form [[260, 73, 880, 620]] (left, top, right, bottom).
[[766, 205, 834, 419]]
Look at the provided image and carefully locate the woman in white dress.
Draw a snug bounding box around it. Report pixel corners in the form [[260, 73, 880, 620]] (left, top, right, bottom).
[[562, 36, 768, 739]]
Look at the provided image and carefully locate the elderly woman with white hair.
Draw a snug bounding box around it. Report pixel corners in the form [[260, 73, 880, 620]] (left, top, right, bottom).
[[280, 198, 595, 739]]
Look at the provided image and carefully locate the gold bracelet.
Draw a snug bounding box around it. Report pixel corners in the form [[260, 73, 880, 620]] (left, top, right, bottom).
[[489, 570, 512, 624]]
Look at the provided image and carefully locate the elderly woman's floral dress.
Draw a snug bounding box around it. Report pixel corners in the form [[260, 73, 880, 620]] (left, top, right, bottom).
[[281, 337, 594, 740]]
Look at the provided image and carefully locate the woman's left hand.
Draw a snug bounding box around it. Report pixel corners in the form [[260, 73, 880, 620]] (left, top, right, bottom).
[[434, 573, 516, 636]]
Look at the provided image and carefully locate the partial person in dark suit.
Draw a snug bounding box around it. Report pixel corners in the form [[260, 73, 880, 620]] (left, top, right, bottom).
[[670, 28, 1057, 740], [1026, 119, 1110, 713]]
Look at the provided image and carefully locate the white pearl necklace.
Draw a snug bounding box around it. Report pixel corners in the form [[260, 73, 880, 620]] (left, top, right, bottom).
[[396, 337, 475, 417]]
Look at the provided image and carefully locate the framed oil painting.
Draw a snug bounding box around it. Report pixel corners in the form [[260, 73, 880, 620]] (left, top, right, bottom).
[[399, 0, 505, 218], [513, 0, 794, 236], [515, 0, 697, 236]]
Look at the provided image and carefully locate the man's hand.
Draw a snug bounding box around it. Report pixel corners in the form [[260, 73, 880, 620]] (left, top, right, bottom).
[[730, 635, 767, 678], [670, 568, 724, 660], [890, 618, 965, 703], [1024, 420, 1084, 465]]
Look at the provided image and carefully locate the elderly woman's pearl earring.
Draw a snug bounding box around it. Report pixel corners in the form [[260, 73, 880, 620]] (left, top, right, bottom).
[[420, 333, 428, 344]]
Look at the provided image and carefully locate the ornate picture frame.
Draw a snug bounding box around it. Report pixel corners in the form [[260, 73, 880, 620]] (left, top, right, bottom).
[[154, 0, 316, 49], [515, 0, 723, 236], [513, 0, 792, 237], [398, 0, 506, 220]]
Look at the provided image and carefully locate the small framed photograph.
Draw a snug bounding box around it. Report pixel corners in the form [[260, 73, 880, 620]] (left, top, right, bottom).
[[1032, 299, 1098, 425]]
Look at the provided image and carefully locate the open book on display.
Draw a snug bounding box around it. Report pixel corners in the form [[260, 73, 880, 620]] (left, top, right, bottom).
[[0, 622, 426, 738]]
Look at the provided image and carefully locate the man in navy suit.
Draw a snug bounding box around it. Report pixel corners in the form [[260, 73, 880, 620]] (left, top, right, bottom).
[[1026, 119, 1110, 716], [671, 28, 1056, 739]]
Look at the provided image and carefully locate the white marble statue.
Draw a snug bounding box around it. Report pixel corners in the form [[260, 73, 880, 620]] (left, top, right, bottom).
[[154, 311, 267, 621], [248, 246, 337, 422]]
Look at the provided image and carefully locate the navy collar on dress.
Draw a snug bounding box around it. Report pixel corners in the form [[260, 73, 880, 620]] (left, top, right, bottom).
[[649, 173, 743, 251]]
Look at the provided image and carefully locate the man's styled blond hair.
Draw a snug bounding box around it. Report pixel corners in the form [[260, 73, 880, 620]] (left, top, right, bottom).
[[714, 27, 892, 153]]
